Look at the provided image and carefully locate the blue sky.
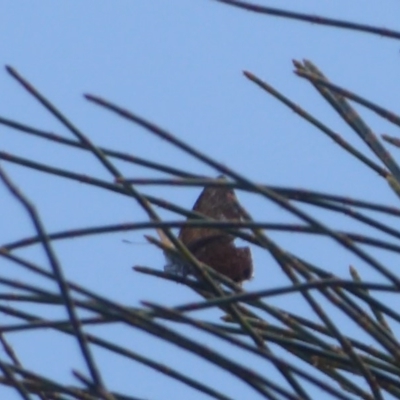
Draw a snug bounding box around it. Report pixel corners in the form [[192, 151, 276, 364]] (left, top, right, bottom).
[[1, 2, 400, 399]]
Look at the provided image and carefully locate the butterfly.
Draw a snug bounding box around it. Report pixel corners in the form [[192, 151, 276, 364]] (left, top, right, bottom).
[[156, 177, 253, 284]]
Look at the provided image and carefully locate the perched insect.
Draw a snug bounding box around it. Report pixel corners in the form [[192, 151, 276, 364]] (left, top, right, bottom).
[[154, 177, 253, 284]]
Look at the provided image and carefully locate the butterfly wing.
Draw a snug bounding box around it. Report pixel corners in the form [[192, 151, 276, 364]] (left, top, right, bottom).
[[178, 181, 244, 245], [189, 235, 253, 283], [176, 178, 253, 283]]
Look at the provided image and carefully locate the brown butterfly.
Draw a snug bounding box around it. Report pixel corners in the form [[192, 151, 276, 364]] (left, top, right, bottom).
[[158, 177, 253, 284]]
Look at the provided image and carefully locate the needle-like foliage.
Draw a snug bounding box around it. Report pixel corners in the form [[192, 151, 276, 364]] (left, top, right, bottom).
[[1, 2, 400, 400]]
